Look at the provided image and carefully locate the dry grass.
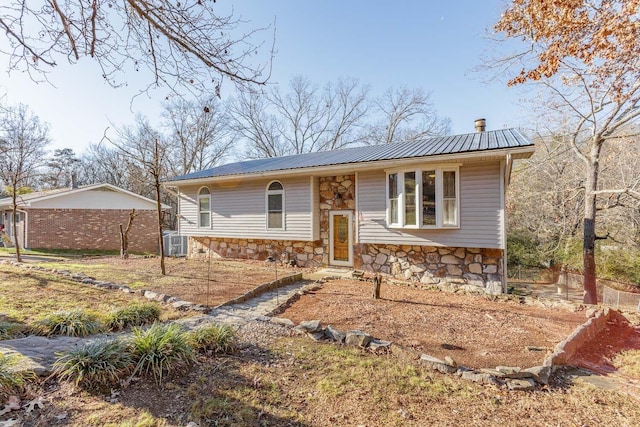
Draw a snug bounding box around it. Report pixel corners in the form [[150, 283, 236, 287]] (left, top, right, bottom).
[[614, 350, 640, 379], [0, 264, 182, 336], [20, 336, 640, 426], [44, 256, 291, 306]]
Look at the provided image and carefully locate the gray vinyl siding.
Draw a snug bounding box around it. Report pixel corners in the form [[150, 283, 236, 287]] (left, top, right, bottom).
[[177, 176, 312, 241], [357, 162, 503, 249]]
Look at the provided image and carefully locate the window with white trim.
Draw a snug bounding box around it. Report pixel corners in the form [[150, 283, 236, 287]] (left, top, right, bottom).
[[387, 166, 459, 228], [198, 187, 211, 228], [266, 181, 284, 230]]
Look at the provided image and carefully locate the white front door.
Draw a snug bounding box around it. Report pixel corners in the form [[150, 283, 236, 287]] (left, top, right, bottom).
[[329, 211, 353, 267]]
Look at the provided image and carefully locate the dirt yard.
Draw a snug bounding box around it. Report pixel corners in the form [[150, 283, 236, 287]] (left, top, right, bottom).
[[47, 256, 294, 307], [279, 279, 586, 369]]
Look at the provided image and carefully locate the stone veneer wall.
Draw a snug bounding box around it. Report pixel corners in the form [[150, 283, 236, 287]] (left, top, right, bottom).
[[319, 175, 355, 264], [27, 208, 158, 252], [354, 243, 504, 294], [189, 236, 324, 267]]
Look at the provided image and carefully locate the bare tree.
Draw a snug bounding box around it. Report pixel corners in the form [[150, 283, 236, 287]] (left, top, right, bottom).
[[231, 76, 370, 158], [0, 104, 50, 262], [229, 90, 286, 158], [494, 0, 640, 303], [270, 75, 369, 153], [365, 87, 451, 145], [0, 1, 273, 94], [163, 97, 234, 176], [106, 116, 168, 274]]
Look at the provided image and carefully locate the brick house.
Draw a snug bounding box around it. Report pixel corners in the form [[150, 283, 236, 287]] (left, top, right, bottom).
[[166, 126, 534, 294], [0, 183, 166, 252]]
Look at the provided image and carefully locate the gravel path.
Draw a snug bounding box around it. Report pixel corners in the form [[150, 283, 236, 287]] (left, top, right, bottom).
[[0, 280, 314, 375]]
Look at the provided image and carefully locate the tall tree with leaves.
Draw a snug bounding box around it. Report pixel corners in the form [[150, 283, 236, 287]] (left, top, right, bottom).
[[0, 104, 50, 262], [41, 148, 80, 189], [495, 0, 640, 304], [0, 1, 272, 94]]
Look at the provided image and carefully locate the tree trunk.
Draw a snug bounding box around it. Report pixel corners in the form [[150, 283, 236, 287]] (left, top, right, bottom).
[[372, 274, 381, 299], [154, 139, 166, 275], [582, 145, 601, 305], [11, 191, 21, 263], [119, 209, 137, 260]]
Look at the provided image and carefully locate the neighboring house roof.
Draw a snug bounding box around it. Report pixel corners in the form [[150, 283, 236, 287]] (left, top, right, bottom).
[[0, 183, 170, 210], [167, 128, 534, 184]]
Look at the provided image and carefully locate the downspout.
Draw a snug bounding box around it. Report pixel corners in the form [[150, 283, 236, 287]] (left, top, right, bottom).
[[17, 209, 28, 249], [501, 154, 513, 293]]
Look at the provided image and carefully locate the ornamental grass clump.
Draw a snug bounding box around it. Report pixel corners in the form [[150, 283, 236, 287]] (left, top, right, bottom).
[[53, 338, 133, 387], [0, 353, 35, 399], [131, 323, 195, 385], [105, 303, 162, 331], [0, 320, 25, 340], [188, 323, 237, 354], [30, 309, 104, 337]]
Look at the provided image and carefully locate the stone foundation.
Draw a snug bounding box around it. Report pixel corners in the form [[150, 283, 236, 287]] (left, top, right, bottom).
[[355, 243, 504, 294], [189, 236, 324, 268]]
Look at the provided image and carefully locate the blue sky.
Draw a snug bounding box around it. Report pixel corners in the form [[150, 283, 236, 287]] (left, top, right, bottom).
[[0, 1, 529, 155]]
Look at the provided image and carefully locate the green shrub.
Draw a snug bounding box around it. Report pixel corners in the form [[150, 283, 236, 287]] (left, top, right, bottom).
[[188, 323, 236, 354], [105, 303, 162, 331], [0, 320, 25, 340], [53, 338, 133, 387], [131, 323, 195, 384], [30, 309, 105, 337], [0, 353, 35, 398], [507, 231, 545, 268]]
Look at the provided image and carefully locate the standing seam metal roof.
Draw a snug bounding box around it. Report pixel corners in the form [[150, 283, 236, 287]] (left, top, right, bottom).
[[169, 128, 533, 182]]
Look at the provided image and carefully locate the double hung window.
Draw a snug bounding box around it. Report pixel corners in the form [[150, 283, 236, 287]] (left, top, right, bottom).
[[387, 166, 459, 228]]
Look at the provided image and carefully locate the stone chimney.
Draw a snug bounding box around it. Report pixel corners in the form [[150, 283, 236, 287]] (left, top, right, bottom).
[[474, 118, 486, 132], [71, 173, 78, 189]]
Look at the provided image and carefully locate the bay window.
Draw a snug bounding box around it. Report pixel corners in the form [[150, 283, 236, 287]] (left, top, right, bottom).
[[387, 166, 459, 228]]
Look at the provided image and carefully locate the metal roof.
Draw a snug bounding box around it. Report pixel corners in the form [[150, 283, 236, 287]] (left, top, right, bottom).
[[168, 128, 533, 182]]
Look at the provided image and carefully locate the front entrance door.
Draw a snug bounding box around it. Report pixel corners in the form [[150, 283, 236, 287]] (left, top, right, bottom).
[[329, 211, 353, 267]]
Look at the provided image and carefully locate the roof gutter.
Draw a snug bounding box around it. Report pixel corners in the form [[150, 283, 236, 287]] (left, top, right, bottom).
[[165, 146, 535, 187]]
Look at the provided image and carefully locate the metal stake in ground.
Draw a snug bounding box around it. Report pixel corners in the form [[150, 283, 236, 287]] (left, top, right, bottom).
[[206, 239, 212, 307]]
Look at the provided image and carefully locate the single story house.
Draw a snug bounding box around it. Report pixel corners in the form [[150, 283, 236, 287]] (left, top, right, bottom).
[[0, 183, 165, 252], [166, 125, 534, 293]]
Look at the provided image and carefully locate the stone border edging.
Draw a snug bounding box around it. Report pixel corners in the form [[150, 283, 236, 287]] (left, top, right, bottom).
[[212, 272, 303, 310], [0, 259, 301, 315], [544, 307, 628, 367]]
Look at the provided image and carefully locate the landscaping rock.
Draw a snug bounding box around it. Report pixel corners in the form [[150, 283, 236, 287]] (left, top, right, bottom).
[[171, 301, 193, 311], [324, 325, 346, 342], [419, 354, 457, 374], [523, 366, 552, 385], [296, 320, 323, 333], [505, 378, 536, 391], [144, 290, 159, 300], [444, 356, 457, 368], [345, 330, 372, 348], [270, 317, 295, 327], [495, 366, 534, 379], [307, 332, 326, 342], [368, 339, 392, 352], [461, 371, 502, 386]]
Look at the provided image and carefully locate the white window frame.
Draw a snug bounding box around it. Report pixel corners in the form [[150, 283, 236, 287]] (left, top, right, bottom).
[[386, 165, 460, 229], [197, 186, 211, 228], [266, 180, 285, 231]]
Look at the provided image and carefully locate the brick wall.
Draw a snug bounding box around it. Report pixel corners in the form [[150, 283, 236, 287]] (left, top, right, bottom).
[[27, 209, 159, 252]]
